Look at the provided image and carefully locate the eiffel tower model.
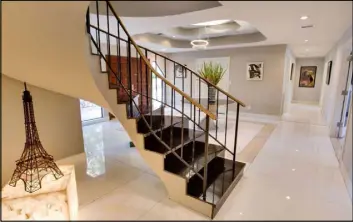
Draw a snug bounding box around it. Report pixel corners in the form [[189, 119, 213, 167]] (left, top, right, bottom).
[[9, 83, 64, 193]]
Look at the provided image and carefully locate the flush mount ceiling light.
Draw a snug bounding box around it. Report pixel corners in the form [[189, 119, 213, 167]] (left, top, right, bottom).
[[305, 39, 309, 42], [192, 19, 230, 26], [300, 15, 309, 20], [190, 39, 209, 50]]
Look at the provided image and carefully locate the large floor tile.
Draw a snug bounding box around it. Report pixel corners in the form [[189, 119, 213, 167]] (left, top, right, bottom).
[[79, 173, 167, 220], [138, 198, 210, 220]]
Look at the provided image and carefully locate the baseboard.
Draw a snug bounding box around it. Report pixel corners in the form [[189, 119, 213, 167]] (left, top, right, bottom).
[[237, 112, 281, 124], [339, 160, 353, 201], [82, 116, 109, 126], [291, 100, 320, 106], [330, 137, 352, 202]]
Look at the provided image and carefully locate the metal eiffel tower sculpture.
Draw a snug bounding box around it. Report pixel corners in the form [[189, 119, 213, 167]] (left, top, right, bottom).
[[9, 83, 64, 193]]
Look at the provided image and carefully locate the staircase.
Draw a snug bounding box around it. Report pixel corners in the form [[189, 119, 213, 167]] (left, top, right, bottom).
[[86, 1, 246, 218]]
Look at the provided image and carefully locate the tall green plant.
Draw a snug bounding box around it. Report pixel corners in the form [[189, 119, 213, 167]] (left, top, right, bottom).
[[197, 61, 227, 85]]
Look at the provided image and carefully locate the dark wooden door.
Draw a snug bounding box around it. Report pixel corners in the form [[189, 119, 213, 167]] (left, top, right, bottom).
[[107, 55, 151, 114]]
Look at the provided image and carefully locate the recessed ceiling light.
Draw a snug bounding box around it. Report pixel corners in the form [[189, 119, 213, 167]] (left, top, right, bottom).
[[292, 168, 296, 171], [192, 20, 230, 26], [286, 196, 291, 200], [300, 15, 309, 20], [172, 36, 176, 38], [305, 40, 309, 42], [295, 149, 299, 152]]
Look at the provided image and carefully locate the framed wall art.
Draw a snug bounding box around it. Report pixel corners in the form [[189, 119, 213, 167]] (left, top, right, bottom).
[[246, 62, 263, 80], [326, 61, 332, 85], [299, 66, 317, 88], [175, 64, 187, 78]]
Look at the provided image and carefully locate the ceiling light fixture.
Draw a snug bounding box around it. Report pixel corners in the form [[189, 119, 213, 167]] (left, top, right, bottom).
[[305, 40, 309, 42], [190, 39, 209, 50], [300, 15, 309, 20], [192, 19, 230, 26]]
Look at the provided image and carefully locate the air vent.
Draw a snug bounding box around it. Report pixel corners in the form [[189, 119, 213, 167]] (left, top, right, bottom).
[[301, 25, 314, 29]]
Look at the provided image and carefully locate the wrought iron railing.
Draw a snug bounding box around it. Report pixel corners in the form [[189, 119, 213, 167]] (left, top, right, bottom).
[[86, 0, 246, 204]]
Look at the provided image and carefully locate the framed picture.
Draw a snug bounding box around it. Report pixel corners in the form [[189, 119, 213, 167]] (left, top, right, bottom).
[[290, 63, 294, 80], [175, 64, 187, 78], [326, 61, 332, 85], [299, 66, 317, 88], [246, 62, 263, 80]]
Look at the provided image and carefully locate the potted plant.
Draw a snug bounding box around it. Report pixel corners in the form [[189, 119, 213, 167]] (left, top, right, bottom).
[[198, 61, 227, 102]]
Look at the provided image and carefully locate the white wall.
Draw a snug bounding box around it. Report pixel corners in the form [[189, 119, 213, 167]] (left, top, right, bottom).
[[2, 1, 111, 112], [282, 47, 296, 113], [320, 26, 352, 136], [342, 108, 352, 199], [292, 58, 324, 104], [2, 75, 84, 186], [167, 45, 287, 116], [320, 25, 352, 201]]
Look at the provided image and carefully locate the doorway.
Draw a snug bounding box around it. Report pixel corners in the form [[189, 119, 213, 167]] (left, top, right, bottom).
[[151, 61, 165, 110]]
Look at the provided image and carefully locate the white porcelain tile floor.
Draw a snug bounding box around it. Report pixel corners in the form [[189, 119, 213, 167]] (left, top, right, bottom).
[[57, 103, 352, 220]]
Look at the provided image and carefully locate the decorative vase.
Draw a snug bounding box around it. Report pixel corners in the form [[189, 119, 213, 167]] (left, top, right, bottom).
[[208, 86, 217, 104]]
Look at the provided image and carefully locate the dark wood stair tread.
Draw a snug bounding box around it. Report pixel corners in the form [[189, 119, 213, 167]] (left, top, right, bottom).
[[137, 114, 189, 134], [143, 125, 204, 154], [164, 142, 224, 177]]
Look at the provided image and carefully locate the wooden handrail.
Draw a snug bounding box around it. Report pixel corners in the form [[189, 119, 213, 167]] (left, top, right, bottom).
[[105, 1, 216, 120]]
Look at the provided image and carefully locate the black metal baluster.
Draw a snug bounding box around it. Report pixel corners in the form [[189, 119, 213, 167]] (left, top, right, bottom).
[[191, 105, 196, 179], [170, 62, 176, 148], [198, 78, 201, 125], [190, 70, 193, 118], [221, 168, 225, 196], [215, 90, 219, 139], [136, 49, 140, 115], [202, 116, 210, 201], [224, 97, 229, 147], [170, 89, 174, 148], [181, 101, 184, 159], [154, 54, 158, 109], [139, 53, 143, 113], [173, 63, 176, 108], [86, 8, 90, 34], [106, 2, 111, 81], [232, 103, 240, 179], [145, 49, 149, 118], [95, 1, 100, 50], [164, 59, 167, 106], [117, 19, 122, 87], [149, 51, 153, 127], [127, 38, 133, 118]]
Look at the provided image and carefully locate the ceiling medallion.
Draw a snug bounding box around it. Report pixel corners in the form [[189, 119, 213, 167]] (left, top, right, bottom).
[[9, 83, 64, 193], [190, 39, 209, 50]]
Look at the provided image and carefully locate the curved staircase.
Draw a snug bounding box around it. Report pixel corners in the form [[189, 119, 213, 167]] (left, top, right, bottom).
[[86, 1, 246, 218]]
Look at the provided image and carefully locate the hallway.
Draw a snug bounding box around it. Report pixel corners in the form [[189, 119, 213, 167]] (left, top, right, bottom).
[[57, 103, 352, 220]]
